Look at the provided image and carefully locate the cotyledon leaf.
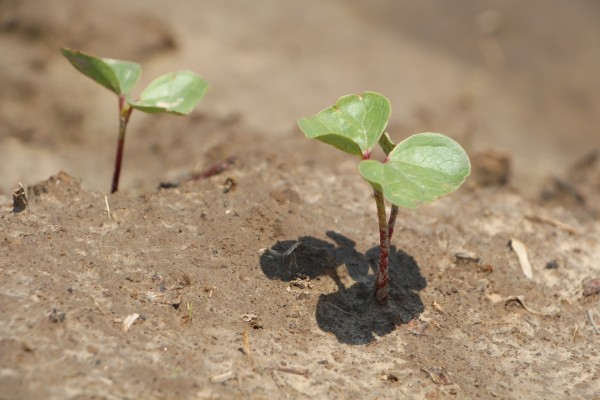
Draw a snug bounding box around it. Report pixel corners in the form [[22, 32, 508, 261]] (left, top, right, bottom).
[[103, 58, 142, 94], [61, 48, 141, 95], [297, 92, 391, 156], [359, 132, 471, 208], [129, 71, 208, 115]]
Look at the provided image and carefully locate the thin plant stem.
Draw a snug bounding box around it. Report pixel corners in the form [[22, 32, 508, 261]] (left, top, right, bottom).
[[369, 139, 398, 304], [388, 205, 399, 241], [373, 189, 390, 305], [111, 96, 133, 193]]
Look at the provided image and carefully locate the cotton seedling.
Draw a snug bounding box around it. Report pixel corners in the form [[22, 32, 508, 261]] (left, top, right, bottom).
[[61, 48, 208, 193], [298, 92, 471, 304]]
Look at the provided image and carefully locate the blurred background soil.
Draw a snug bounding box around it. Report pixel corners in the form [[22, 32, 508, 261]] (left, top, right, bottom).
[[1, 1, 599, 399], [1, 0, 599, 200]]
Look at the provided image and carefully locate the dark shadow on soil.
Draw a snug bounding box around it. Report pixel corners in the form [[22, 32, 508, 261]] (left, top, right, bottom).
[[259, 231, 426, 344]]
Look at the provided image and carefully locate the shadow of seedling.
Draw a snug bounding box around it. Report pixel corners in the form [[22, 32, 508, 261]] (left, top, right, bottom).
[[259, 231, 426, 345]]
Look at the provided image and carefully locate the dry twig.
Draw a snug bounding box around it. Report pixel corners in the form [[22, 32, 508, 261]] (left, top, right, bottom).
[[525, 214, 581, 235], [104, 195, 112, 220], [276, 366, 309, 377], [587, 310, 600, 335], [210, 370, 234, 383], [242, 326, 254, 366]]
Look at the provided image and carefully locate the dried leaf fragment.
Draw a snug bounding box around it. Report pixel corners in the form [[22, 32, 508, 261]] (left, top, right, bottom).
[[12, 183, 28, 213], [122, 313, 140, 332], [504, 296, 556, 316], [454, 252, 480, 264], [421, 366, 452, 385], [510, 238, 532, 279], [432, 301, 444, 314]]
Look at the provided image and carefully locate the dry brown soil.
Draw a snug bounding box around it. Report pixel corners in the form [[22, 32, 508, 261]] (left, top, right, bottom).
[[1, 1, 600, 399]]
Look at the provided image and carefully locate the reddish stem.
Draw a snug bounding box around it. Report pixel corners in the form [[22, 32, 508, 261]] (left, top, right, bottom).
[[372, 135, 398, 304], [111, 140, 124, 193], [111, 96, 133, 193], [373, 189, 390, 304]]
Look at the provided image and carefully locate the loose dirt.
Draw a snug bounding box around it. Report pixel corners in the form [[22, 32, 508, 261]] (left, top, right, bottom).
[[1, 1, 599, 399]]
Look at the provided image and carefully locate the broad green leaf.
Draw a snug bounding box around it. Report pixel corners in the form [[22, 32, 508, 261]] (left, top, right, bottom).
[[297, 92, 391, 156], [129, 71, 207, 115], [103, 58, 141, 94], [61, 48, 141, 95], [359, 133, 471, 208]]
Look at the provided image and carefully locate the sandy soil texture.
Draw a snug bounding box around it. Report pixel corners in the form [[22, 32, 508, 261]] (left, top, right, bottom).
[[1, 1, 599, 399]]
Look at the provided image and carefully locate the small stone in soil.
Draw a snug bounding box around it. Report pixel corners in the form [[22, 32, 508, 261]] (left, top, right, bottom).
[[49, 308, 65, 323], [582, 278, 600, 297]]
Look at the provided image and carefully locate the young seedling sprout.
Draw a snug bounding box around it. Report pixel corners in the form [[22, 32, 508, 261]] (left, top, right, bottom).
[[298, 92, 471, 305], [61, 48, 208, 193]]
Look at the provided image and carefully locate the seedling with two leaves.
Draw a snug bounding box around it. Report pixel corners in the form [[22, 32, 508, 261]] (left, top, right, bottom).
[[61, 48, 208, 193], [298, 92, 471, 305]]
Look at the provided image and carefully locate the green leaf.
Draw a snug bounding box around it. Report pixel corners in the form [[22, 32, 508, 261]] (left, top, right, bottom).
[[359, 133, 471, 208], [297, 92, 391, 156], [129, 71, 208, 115], [103, 58, 141, 94], [378, 132, 396, 155], [61, 48, 141, 95]]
